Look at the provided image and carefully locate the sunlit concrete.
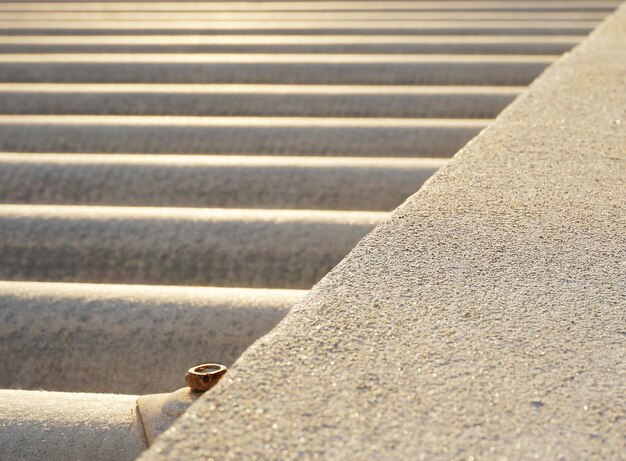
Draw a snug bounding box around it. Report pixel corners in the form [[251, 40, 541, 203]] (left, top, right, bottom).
[[0, 115, 487, 156], [0, 53, 553, 86], [0, 20, 597, 36], [0, 390, 146, 461], [0, 35, 582, 54], [0, 11, 608, 20], [137, 388, 202, 447], [142, 5, 626, 460], [0, 154, 444, 210], [0, 281, 304, 394], [0, 83, 520, 118], [0, 1, 619, 12], [0, 83, 524, 93], [1, 1, 621, 460], [0, 205, 385, 288]]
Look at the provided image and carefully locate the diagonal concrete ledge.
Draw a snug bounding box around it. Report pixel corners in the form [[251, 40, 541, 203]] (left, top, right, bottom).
[[142, 5, 626, 460]]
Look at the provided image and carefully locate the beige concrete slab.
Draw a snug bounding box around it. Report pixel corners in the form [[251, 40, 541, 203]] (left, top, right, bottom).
[[0, 34, 582, 54], [142, 5, 626, 460], [0, 281, 304, 394], [0, 2, 618, 12], [0, 82, 525, 93], [0, 34, 584, 45], [0, 116, 487, 157], [136, 388, 202, 447], [0, 20, 596, 36], [0, 154, 444, 210], [0, 390, 146, 461], [0, 205, 385, 288], [1, 53, 557, 63], [0, 84, 519, 118], [0, 53, 553, 85], [0, 11, 608, 20]]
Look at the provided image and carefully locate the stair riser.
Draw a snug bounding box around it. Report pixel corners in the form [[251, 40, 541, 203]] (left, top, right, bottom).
[[0, 1, 617, 12], [0, 61, 549, 85], [0, 92, 516, 118], [0, 160, 442, 210], [0, 209, 383, 288], [0, 25, 594, 36], [0, 123, 484, 157], [0, 282, 302, 394], [0, 12, 608, 20], [0, 43, 577, 54], [0, 390, 145, 461]]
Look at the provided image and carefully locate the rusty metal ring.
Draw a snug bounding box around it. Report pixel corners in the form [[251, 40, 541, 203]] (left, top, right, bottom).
[[185, 363, 228, 392]]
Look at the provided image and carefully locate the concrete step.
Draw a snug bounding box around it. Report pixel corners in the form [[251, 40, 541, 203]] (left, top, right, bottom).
[[0, 11, 609, 20], [0, 20, 597, 36], [0, 116, 488, 157], [0, 54, 554, 86], [0, 205, 385, 288], [0, 154, 445, 211], [0, 1, 618, 13], [0, 281, 304, 394], [0, 84, 521, 118], [0, 35, 582, 55], [0, 390, 146, 461]]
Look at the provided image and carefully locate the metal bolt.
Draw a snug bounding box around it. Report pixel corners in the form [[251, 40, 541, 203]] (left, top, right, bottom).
[[185, 363, 228, 392]]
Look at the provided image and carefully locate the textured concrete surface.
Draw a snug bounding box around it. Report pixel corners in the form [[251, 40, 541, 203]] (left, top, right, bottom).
[[0, 205, 384, 288], [0, 1, 618, 12], [0, 11, 608, 20], [0, 54, 553, 86], [0, 20, 597, 36], [143, 5, 626, 460], [0, 281, 304, 394], [0, 115, 486, 157], [0, 390, 146, 461], [0, 84, 520, 118], [0, 35, 581, 55], [137, 388, 201, 446], [0, 154, 444, 211]]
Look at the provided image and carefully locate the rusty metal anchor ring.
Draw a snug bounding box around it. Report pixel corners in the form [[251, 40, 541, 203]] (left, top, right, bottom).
[[185, 363, 228, 392]]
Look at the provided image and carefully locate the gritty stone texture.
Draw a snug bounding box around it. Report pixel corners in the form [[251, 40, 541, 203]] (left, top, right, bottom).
[[0, 389, 146, 461], [0, 116, 485, 157], [0, 1, 617, 12], [0, 206, 384, 289], [137, 388, 202, 446], [0, 21, 596, 37], [0, 281, 304, 394], [0, 11, 606, 21], [0, 154, 443, 211], [0, 37, 579, 55], [0, 85, 518, 118], [0, 55, 552, 86], [143, 7, 626, 460]]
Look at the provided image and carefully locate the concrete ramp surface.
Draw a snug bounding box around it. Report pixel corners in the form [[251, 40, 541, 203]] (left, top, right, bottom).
[[141, 4, 626, 461]]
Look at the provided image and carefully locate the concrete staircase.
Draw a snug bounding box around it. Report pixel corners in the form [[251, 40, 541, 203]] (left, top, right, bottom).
[[0, 1, 619, 459]]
